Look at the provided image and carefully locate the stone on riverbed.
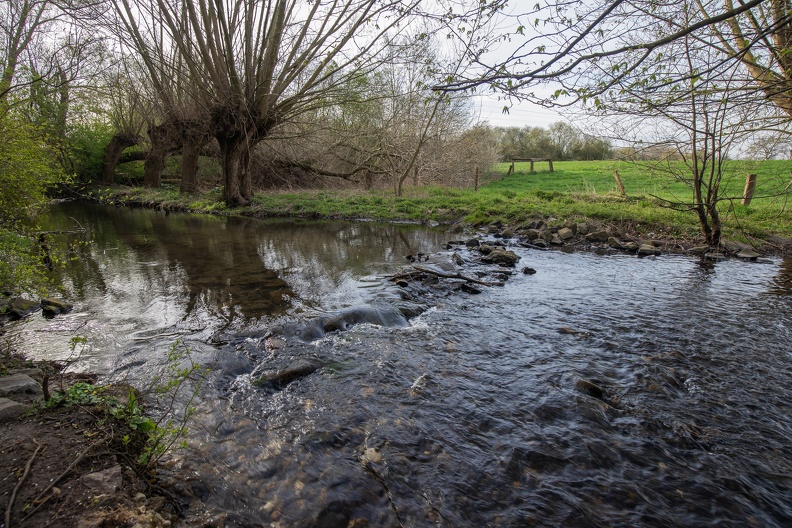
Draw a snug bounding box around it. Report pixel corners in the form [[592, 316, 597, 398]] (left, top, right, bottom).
[[721, 238, 753, 254], [253, 360, 322, 393], [478, 244, 494, 255], [623, 241, 640, 252], [575, 379, 605, 400], [461, 283, 482, 294]]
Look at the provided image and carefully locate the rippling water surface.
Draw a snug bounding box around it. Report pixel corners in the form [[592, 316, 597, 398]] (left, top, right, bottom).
[[7, 202, 792, 527]]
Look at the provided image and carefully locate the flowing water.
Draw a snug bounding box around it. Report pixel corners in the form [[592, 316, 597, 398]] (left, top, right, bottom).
[[6, 202, 792, 527]]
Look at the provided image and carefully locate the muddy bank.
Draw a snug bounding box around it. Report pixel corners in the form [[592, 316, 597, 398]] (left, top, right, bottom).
[[0, 352, 177, 528]]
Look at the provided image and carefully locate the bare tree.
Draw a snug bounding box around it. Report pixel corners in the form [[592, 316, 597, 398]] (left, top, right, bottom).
[[595, 10, 780, 246], [110, 0, 440, 206], [1, 1, 105, 106], [437, 0, 780, 107]]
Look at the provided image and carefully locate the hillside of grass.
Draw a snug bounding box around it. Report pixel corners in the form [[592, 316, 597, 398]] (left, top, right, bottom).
[[102, 159, 792, 245]]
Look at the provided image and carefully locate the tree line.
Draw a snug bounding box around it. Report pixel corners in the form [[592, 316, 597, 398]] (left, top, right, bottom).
[[493, 122, 614, 161]]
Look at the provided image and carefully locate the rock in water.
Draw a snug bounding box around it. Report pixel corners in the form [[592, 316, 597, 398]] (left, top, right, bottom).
[[737, 250, 760, 260], [6, 297, 40, 319], [481, 249, 520, 267], [253, 360, 322, 393], [41, 297, 73, 317], [461, 283, 482, 294], [575, 379, 605, 400], [637, 244, 661, 256]]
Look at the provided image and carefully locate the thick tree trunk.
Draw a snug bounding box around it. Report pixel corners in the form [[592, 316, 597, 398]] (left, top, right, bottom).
[[144, 147, 167, 188], [102, 133, 138, 184], [219, 135, 253, 207], [180, 124, 209, 194], [179, 139, 201, 193]]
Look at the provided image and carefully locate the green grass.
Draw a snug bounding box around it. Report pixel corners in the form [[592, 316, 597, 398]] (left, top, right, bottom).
[[97, 159, 792, 245]]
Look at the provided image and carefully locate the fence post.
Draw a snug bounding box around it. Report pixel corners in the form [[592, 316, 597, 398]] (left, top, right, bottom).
[[474, 166, 480, 192], [742, 173, 757, 205], [613, 170, 626, 197]]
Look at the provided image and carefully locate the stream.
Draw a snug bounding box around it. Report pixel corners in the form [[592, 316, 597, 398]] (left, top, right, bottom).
[[5, 201, 792, 527]]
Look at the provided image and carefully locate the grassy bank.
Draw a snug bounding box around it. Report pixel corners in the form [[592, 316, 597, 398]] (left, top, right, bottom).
[[100, 159, 792, 245]]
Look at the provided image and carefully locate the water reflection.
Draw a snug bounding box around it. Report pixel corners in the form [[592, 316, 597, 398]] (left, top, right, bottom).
[[9, 202, 448, 367], [43, 202, 447, 323]]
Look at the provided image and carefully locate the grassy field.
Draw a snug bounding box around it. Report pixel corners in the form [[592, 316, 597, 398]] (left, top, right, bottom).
[[106, 159, 792, 244]]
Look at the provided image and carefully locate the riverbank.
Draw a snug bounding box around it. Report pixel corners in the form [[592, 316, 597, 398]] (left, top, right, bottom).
[[84, 183, 792, 256], [0, 349, 177, 527]]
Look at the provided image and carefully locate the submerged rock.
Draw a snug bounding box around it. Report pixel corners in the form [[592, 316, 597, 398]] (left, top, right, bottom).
[[461, 283, 482, 294], [575, 379, 605, 400], [277, 305, 411, 342], [704, 251, 728, 261], [253, 360, 322, 393]]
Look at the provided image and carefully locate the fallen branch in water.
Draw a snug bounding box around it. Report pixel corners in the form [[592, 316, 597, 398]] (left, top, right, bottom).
[[6, 440, 44, 528]]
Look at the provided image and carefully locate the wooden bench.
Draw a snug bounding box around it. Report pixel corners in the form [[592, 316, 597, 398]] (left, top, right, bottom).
[[507, 158, 554, 175]]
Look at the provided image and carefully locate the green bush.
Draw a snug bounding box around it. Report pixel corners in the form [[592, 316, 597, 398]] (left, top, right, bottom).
[[65, 122, 115, 182], [0, 106, 68, 294], [0, 108, 66, 228]]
